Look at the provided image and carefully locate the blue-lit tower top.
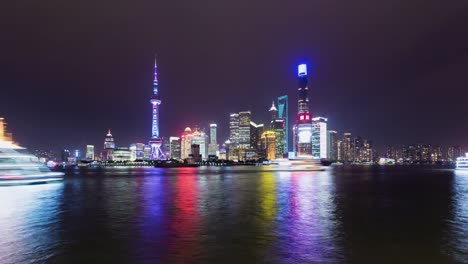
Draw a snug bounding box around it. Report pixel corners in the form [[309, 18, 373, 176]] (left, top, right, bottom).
[[297, 63, 309, 115], [149, 56, 164, 160]]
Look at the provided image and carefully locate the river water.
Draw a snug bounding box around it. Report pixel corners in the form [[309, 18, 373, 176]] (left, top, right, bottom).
[[0, 166, 467, 263]]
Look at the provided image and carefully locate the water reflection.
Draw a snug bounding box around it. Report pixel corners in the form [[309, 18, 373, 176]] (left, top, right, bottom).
[[272, 170, 342, 263], [168, 168, 200, 263], [451, 170, 468, 262], [0, 167, 465, 263], [0, 183, 63, 264]]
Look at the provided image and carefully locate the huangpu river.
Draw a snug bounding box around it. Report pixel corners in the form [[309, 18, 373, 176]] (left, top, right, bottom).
[[0, 166, 467, 263]]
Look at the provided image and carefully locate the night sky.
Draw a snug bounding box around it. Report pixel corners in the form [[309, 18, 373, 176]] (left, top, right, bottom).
[[1, 1, 468, 153]]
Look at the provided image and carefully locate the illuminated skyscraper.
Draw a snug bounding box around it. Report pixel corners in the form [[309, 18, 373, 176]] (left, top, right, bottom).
[[312, 117, 328, 159], [61, 149, 70, 162], [277, 95, 288, 153], [269, 101, 278, 124], [229, 113, 239, 147], [342, 133, 352, 162], [181, 127, 194, 159], [328, 130, 338, 161], [102, 130, 115, 161], [238, 111, 251, 149], [260, 131, 276, 160], [86, 145, 95, 160], [293, 64, 313, 157], [149, 57, 164, 160], [192, 128, 208, 160], [208, 124, 218, 156], [169, 137, 181, 159], [250, 121, 264, 152]]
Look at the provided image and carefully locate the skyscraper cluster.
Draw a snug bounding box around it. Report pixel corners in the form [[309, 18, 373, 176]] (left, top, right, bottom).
[[385, 144, 463, 164], [52, 59, 464, 165]]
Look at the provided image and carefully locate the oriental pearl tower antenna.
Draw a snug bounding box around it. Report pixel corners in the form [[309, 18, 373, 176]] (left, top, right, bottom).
[[149, 55, 165, 160]]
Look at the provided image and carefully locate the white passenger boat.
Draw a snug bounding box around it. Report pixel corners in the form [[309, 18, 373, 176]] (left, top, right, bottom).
[[456, 153, 468, 170], [0, 119, 63, 186], [268, 158, 324, 171]]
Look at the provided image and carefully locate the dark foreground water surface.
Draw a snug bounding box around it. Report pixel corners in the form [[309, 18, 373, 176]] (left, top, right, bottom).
[[1, 166, 467, 263]]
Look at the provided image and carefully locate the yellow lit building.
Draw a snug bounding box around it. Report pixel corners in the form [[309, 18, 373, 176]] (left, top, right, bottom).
[[261, 131, 276, 160]]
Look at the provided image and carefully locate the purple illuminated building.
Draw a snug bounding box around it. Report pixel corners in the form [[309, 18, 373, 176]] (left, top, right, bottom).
[[293, 63, 313, 157], [149, 56, 165, 160]]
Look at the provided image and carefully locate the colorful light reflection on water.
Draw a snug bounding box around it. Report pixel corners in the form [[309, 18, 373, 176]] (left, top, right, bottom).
[[0, 166, 466, 263]]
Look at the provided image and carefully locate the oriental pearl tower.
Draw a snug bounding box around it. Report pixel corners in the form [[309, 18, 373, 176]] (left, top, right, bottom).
[[149, 56, 165, 160]]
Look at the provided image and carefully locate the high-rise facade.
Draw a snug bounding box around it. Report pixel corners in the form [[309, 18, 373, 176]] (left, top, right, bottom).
[[86, 145, 95, 160], [293, 64, 313, 158], [208, 124, 218, 156], [102, 130, 115, 161], [250, 121, 264, 151], [149, 57, 164, 160], [181, 127, 194, 159], [61, 149, 70, 162], [341, 132, 352, 162], [229, 113, 239, 147], [277, 95, 288, 153], [238, 111, 251, 149], [169, 137, 181, 160], [312, 117, 328, 159], [272, 119, 285, 158], [192, 128, 208, 160], [269, 101, 278, 124], [260, 131, 276, 160], [328, 130, 338, 161]]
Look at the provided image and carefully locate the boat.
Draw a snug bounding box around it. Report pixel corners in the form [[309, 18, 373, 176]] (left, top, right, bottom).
[[0, 119, 64, 186], [456, 153, 468, 170], [268, 158, 324, 170]]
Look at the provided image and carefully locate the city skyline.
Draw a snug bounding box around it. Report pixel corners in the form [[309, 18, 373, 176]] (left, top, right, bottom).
[[1, 1, 468, 152]]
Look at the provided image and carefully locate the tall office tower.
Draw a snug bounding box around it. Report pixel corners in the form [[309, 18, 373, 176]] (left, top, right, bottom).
[[328, 130, 338, 161], [102, 130, 116, 161], [448, 146, 462, 162], [169, 137, 181, 160], [129, 144, 137, 160], [420, 144, 430, 163], [260, 131, 276, 160], [353, 136, 363, 162], [297, 64, 310, 114], [293, 64, 313, 157], [271, 119, 285, 158], [312, 117, 328, 159], [250, 121, 264, 151], [238, 111, 252, 149], [431, 145, 442, 163], [85, 145, 95, 160], [192, 128, 208, 160], [149, 57, 164, 160], [336, 140, 342, 161], [129, 143, 146, 160], [208, 124, 218, 156], [190, 144, 201, 162], [342, 133, 352, 162], [181, 127, 194, 159], [269, 101, 278, 125], [229, 113, 239, 147], [61, 149, 70, 162], [277, 95, 289, 153], [143, 145, 151, 160], [104, 130, 115, 149], [362, 139, 373, 162]]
